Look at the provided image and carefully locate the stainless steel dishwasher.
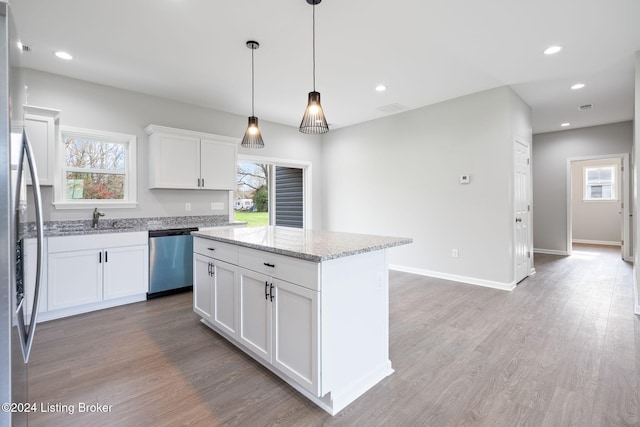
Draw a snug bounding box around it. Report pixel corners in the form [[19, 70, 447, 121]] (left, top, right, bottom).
[[148, 227, 198, 298]]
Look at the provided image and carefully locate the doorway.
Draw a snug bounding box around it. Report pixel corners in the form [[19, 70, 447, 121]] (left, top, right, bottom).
[[235, 156, 311, 228], [514, 138, 532, 283], [566, 154, 630, 260]]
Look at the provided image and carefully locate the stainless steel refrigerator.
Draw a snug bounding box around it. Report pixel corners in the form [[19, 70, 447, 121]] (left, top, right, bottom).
[[0, 1, 45, 425]]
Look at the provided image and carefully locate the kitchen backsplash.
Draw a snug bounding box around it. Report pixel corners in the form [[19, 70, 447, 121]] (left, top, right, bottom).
[[21, 214, 233, 238]]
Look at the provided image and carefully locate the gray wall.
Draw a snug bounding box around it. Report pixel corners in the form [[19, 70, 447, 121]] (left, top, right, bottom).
[[571, 158, 622, 244], [532, 121, 633, 253], [321, 86, 531, 287], [22, 69, 324, 228]]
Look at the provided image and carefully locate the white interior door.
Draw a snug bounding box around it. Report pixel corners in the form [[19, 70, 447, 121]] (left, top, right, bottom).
[[514, 139, 531, 283]]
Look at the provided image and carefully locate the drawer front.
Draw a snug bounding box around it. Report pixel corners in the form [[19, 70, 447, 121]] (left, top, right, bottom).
[[194, 237, 238, 264], [239, 247, 319, 291]]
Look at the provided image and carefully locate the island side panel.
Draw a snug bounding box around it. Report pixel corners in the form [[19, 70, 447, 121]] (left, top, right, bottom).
[[320, 249, 392, 406]]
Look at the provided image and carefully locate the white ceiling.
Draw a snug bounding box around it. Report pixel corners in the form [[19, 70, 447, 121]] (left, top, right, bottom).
[[10, 0, 640, 134]]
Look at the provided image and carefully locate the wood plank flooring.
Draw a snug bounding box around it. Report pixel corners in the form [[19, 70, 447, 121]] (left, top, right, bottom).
[[28, 244, 640, 426]]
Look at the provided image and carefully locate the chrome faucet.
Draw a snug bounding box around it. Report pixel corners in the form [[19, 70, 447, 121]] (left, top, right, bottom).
[[92, 207, 105, 229]]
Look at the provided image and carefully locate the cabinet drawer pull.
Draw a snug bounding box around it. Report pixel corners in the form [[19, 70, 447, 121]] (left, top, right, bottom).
[[263, 262, 275, 268], [265, 281, 269, 300], [269, 283, 275, 302], [207, 247, 216, 251]]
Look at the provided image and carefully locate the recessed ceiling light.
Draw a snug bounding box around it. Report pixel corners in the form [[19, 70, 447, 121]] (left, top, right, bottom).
[[561, 122, 571, 127], [543, 45, 563, 55], [54, 51, 73, 60], [375, 85, 387, 92], [571, 83, 585, 90]]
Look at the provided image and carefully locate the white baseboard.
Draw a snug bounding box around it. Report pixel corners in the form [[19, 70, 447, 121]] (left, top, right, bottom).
[[572, 239, 621, 247], [534, 248, 569, 256], [37, 293, 147, 322], [389, 265, 515, 291]]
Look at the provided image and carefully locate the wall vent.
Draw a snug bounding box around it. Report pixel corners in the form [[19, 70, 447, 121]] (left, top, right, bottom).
[[578, 103, 593, 111]]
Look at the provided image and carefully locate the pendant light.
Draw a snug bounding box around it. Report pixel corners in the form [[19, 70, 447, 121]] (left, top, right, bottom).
[[299, 0, 329, 134], [241, 40, 264, 148]]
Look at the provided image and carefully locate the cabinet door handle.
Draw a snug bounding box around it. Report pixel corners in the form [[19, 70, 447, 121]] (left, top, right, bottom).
[[265, 281, 269, 300], [197, 178, 201, 187], [269, 283, 275, 302], [201, 178, 205, 187], [99, 251, 102, 263], [105, 251, 108, 263], [263, 262, 275, 268]]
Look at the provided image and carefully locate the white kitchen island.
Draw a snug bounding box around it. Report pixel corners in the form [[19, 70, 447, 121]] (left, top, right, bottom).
[[191, 226, 412, 415]]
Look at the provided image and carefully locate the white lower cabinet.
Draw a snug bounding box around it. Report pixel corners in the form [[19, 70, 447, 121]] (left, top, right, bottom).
[[194, 253, 238, 336], [193, 236, 392, 416], [212, 260, 238, 335], [193, 253, 213, 321], [194, 239, 320, 396], [238, 268, 319, 394], [237, 268, 271, 361], [46, 232, 148, 319], [48, 248, 103, 310], [103, 245, 149, 300], [270, 277, 319, 395]]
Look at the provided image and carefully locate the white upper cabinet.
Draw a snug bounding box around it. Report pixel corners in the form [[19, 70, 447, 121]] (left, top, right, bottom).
[[146, 125, 238, 190], [200, 138, 237, 190], [24, 105, 60, 186]]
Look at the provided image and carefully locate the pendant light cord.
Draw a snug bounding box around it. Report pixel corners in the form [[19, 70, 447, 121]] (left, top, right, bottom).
[[312, 2, 316, 92], [251, 46, 255, 116]]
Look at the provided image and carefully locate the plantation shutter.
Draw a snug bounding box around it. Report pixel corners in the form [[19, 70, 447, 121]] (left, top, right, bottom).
[[275, 166, 304, 228]]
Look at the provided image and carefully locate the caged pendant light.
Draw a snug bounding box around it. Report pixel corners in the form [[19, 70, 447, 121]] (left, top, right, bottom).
[[241, 40, 264, 148], [299, 0, 329, 134]]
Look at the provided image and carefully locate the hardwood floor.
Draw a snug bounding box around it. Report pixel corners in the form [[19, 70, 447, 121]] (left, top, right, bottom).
[[28, 244, 640, 426]]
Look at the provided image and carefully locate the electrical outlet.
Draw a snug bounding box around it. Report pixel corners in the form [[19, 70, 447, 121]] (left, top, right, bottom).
[[452, 249, 459, 258], [211, 202, 224, 211], [185, 202, 191, 211]]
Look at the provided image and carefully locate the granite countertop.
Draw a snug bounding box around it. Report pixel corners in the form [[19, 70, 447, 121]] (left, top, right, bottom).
[[192, 226, 413, 262], [22, 215, 246, 238]]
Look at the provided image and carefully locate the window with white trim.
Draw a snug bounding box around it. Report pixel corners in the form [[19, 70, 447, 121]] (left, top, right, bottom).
[[584, 165, 617, 201], [235, 157, 310, 228], [55, 127, 137, 208]]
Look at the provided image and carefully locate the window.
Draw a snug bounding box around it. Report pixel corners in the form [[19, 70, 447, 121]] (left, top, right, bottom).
[[235, 158, 310, 228], [584, 165, 617, 201], [55, 127, 137, 208]]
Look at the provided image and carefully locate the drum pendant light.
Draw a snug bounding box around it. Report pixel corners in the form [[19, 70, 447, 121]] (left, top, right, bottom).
[[299, 0, 329, 134], [241, 40, 264, 148]]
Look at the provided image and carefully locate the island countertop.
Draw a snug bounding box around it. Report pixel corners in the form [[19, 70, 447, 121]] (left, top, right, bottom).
[[192, 226, 412, 262]]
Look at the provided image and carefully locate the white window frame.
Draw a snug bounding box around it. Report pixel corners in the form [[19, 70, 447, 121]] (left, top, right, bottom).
[[54, 126, 138, 209], [583, 165, 617, 201]]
